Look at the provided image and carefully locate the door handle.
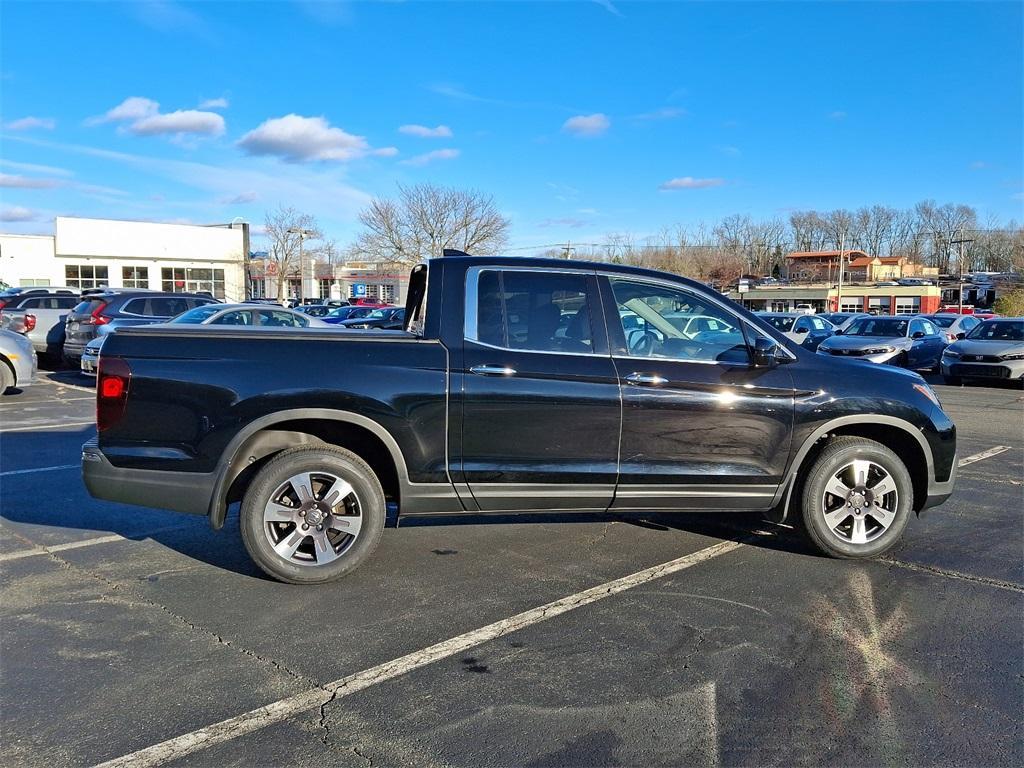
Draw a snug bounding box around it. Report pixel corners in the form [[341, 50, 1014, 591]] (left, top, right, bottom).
[[624, 372, 668, 386], [470, 364, 517, 376]]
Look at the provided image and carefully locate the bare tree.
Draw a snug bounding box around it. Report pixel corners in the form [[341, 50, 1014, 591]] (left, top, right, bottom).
[[264, 205, 320, 302], [351, 183, 510, 265]]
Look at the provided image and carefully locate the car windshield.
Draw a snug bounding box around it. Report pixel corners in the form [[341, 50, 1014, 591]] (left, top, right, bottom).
[[845, 318, 909, 337], [966, 320, 1023, 341], [171, 305, 225, 324], [762, 315, 796, 332], [365, 309, 388, 320], [928, 316, 957, 328]]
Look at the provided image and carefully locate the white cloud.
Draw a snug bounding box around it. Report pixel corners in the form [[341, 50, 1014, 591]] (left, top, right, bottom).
[[4, 116, 56, 131], [87, 96, 223, 137], [0, 159, 74, 177], [199, 97, 229, 110], [399, 124, 453, 138], [131, 110, 225, 137], [631, 107, 686, 122], [562, 113, 610, 137], [592, 0, 623, 16], [372, 146, 400, 157], [401, 148, 460, 167], [0, 173, 62, 189], [238, 114, 387, 162], [539, 217, 588, 229], [659, 177, 725, 190], [0, 206, 39, 222], [219, 191, 259, 205]]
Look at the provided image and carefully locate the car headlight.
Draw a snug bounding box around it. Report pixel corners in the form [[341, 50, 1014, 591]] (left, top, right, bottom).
[[1001, 352, 1024, 361], [863, 346, 896, 355], [943, 348, 961, 358]]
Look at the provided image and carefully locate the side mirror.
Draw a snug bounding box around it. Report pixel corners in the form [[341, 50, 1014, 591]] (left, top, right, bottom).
[[752, 337, 779, 368], [834, 329, 844, 335], [794, 326, 809, 334], [912, 331, 925, 339], [955, 332, 966, 340]]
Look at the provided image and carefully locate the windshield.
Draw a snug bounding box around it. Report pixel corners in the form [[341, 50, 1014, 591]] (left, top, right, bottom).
[[762, 315, 796, 332], [929, 316, 957, 328], [845, 318, 909, 337], [966, 320, 1023, 341], [365, 309, 387, 320], [171, 305, 224, 324]]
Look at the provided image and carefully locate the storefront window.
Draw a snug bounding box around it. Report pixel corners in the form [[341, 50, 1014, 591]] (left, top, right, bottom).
[[65, 264, 109, 290], [318, 279, 333, 299], [122, 266, 150, 289], [161, 267, 226, 298]]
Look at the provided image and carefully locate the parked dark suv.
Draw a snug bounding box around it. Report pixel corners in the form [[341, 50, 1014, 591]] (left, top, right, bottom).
[[63, 291, 219, 363]]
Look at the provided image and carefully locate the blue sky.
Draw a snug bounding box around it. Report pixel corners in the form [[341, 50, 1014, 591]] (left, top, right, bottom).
[[1, 0, 1021, 251]]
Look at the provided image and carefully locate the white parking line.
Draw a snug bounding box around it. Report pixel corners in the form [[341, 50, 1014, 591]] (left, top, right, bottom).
[[0, 420, 95, 432], [94, 538, 744, 768], [0, 523, 196, 563], [958, 446, 1011, 467], [0, 464, 78, 477]]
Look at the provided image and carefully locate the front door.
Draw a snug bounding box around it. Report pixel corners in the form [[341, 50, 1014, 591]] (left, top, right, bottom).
[[458, 268, 620, 511], [602, 276, 797, 511]]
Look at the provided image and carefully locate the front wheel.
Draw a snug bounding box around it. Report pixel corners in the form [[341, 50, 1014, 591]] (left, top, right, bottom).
[[240, 446, 386, 584], [798, 436, 913, 559]]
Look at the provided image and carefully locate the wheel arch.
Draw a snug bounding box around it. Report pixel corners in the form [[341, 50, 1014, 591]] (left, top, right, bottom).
[[210, 409, 409, 529], [777, 415, 932, 521]]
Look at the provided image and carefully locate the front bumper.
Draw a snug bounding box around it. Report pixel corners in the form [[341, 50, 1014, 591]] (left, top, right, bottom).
[[941, 358, 1024, 380], [80, 348, 99, 376], [817, 347, 902, 365], [82, 440, 215, 516], [921, 450, 957, 511]]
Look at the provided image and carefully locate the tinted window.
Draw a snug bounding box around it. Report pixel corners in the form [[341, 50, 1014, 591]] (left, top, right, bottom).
[[846, 318, 909, 337], [19, 298, 41, 309], [71, 299, 106, 317], [610, 279, 747, 363], [966, 320, 1024, 341], [121, 298, 148, 315], [961, 316, 980, 329], [475, 270, 595, 354], [929, 316, 956, 328], [146, 297, 191, 317], [172, 305, 226, 324], [260, 310, 306, 327], [762, 315, 796, 332], [210, 310, 253, 326]]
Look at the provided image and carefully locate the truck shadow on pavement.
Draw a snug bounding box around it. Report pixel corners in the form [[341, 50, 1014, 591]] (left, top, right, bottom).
[[2, 425, 815, 581]]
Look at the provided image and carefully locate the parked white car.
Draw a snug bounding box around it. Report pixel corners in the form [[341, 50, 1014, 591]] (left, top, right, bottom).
[[0, 328, 37, 394]]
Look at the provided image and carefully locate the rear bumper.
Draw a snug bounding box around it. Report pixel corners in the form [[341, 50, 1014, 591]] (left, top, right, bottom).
[[81, 440, 214, 516]]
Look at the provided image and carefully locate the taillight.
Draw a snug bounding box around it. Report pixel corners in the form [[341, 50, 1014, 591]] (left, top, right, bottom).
[[88, 301, 111, 325], [97, 357, 131, 432], [24, 314, 36, 332]]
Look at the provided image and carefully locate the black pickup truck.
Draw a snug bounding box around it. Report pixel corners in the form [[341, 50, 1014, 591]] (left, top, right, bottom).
[[84, 254, 957, 583]]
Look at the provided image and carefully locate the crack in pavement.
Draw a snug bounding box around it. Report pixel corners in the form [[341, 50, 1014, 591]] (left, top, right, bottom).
[[881, 557, 1023, 593], [3, 526, 328, 691]]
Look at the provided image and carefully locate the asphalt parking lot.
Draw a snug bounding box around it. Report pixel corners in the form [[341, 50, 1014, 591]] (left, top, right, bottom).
[[1, 371, 1022, 767]]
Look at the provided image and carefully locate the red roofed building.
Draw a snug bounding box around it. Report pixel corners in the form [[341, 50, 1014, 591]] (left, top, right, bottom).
[[785, 250, 867, 282]]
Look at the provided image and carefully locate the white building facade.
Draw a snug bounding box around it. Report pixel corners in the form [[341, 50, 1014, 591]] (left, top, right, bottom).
[[0, 216, 248, 301]]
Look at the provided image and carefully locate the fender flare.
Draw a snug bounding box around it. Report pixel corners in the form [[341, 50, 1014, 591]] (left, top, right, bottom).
[[208, 408, 412, 529], [773, 414, 934, 521]]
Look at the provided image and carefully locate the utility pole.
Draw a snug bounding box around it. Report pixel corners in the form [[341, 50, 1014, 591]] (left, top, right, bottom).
[[562, 240, 576, 260], [951, 228, 975, 313]]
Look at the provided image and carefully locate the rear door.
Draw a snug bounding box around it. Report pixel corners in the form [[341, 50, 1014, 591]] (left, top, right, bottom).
[[458, 267, 620, 511], [602, 276, 796, 511]]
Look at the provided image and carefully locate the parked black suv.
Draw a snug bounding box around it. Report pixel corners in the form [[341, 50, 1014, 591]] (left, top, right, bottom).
[[63, 291, 219, 363]]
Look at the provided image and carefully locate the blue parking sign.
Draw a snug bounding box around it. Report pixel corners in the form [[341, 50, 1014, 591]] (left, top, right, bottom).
[[352, 283, 367, 298]]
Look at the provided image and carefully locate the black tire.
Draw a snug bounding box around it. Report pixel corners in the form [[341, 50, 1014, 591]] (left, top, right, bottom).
[[797, 436, 913, 559], [239, 446, 386, 584], [0, 360, 14, 395], [942, 375, 962, 386]]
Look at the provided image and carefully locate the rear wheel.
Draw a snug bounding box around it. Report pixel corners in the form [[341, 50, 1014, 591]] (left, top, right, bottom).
[[798, 436, 913, 559], [240, 446, 386, 584]]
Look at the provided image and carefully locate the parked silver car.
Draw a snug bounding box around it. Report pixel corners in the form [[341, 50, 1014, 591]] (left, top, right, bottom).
[[167, 304, 330, 327], [0, 290, 79, 357], [816, 315, 947, 369], [941, 318, 1024, 386], [0, 328, 37, 394], [923, 313, 984, 344]]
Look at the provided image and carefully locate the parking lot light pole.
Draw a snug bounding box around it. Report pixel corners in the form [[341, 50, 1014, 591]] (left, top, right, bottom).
[[287, 227, 318, 300], [951, 229, 974, 314]]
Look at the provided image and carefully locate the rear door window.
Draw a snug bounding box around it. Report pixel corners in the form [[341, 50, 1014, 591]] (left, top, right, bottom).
[[473, 270, 596, 354], [147, 297, 191, 317], [120, 298, 148, 315], [259, 310, 306, 327]]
